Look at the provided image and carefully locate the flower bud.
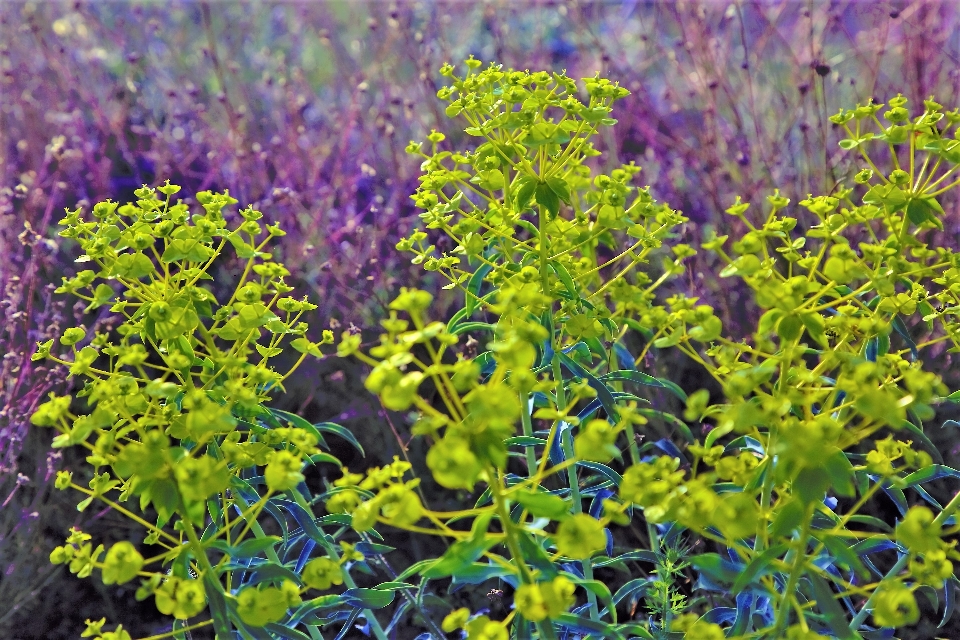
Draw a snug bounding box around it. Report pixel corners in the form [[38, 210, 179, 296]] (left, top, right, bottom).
[[61, 327, 86, 346]]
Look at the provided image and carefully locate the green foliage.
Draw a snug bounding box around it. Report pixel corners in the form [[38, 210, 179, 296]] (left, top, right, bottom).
[[36, 60, 960, 639], [33, 184, 399, 639], [342, 60, 960, 639]]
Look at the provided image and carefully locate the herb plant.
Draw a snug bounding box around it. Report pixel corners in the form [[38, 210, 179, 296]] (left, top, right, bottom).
[[30, 185, 425, 640], [33, 59, 960, 640], [339, 61, 960, 639]]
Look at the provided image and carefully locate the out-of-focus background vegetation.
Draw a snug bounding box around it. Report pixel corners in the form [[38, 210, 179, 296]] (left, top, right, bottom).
[[1, 1, 958, 638]]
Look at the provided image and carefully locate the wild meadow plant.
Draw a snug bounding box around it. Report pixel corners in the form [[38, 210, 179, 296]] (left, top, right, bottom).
[[33, 59, 960, 639], [29, 185, 412, 640], [340, 60, 960, 640]]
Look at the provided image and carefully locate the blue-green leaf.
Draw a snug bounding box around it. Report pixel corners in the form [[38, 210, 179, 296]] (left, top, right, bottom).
[[900, 464, 960, 488], [600, 370, 687, 402], [576, 461, 623, 487], [891, 314, 918, 360], [808, 573, 858, 639], [732, 544, 788, 594], [450, 321, 496, 336], [690, 554, 742, 585], [465, 263, 493, 316], [263, 623, 312, 640], [553, 613, 625, 640], [898, 419, 944, 464], [421, 537, 497, 579], [313, 422, 364, 457], [267, 408, 328, 449], [203, 572, 233, 638], [504, 436, 547, 447], [559, 352, 619, 421], [340, 588, 395, 609]]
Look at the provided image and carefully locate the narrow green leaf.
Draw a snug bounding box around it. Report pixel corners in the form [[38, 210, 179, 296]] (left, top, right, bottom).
[[567, 577, 615, 622], [504, 436, 547, 447], [899, 464, 960, 488], [549, 260, 579, 300], [808, 573, 858, 639], [576, 461, 623, 487], [690, 553, 742, 585], [313, 422, 364, 457], [232, 536, 282, 558], [203, 572, 233, 638], [421, 537, 498, 579], [268, 408, 327, 450], [450, 321, 496, 336], [732, 544, 788, 594], [600, 370, 687, 402], [824, 449, 856, 498], [553, 613, 625, 640], [465, 263, 493, 316], [340, 588, 395, 609], [898, 419, 944, 464]]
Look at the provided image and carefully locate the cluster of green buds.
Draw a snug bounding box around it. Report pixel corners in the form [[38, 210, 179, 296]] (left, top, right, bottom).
[[371, 60, 960, 639], [636, 92, 960, 636], [32, 183, 337, 636], [328, 456, 424, 532], [400, 59, 689, 352]]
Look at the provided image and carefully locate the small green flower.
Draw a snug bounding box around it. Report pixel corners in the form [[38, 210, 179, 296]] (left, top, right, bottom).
[[620, 456, 685, 519], [463, 615, 508, 640], [377, 482, 424, 527], [573, 419, 622, 463], [909, 549, 954, 588], [264, 450, 304, 492], [235, 584, 290, 627], [784, 625, 823, 640], [554, 514, 606, 560], [514, 583, 548, 622], [156, 577, 207, 620], [101, 541, 144, 585], [99, 625, 132, 640], [872, 583, 919, 628], [80, 618, 106, 638], [442, 608, 470, 632], [389, 288, 434, 314], [61, 327, 87, 346], [31, 339, 53, 361], [671, 613, 726, 640], [302, 557, 343, 591], [50, 545, 73, 565], [426, 437, 481, 490], [30, 395, 71, 427], [897, 506, 943, 555]]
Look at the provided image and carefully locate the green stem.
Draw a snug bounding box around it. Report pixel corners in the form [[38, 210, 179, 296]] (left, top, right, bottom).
[[491, 476, 557, 640], [181, 514, 232, 639], [552, 354, 599, 621], [848, 553, 908, 631], [774, 508, 812, 634], [520, 391, 538, 474]]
